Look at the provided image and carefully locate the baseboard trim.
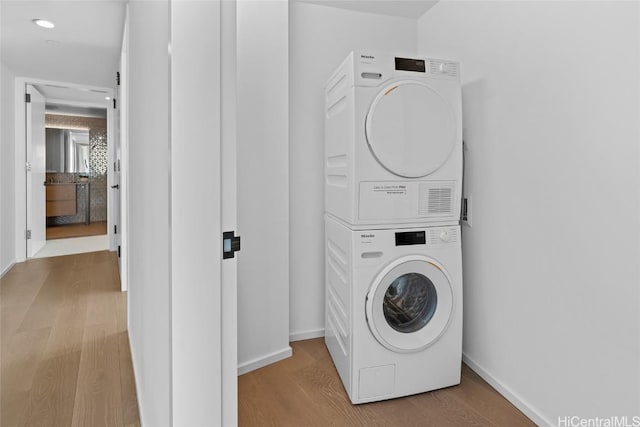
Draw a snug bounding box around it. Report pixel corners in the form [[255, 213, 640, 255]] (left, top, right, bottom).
[[462, 353, 552, 427], [238, 346, 292, 376], [0, 261, 15, 279], [289, 328, 325, 342], [128, 330, 146, 427]]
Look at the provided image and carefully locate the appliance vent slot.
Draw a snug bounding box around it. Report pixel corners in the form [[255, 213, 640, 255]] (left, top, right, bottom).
[[327, 95, 347, 118], [326, 73, 347, 99], [427, 187, 453, 214], [327, 313, 347, 357], [430, 60, 458, 77]]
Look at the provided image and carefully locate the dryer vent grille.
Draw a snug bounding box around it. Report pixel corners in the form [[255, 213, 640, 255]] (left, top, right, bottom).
[[428, 188, 453, 214], [429, 60, 458, 78], [419, 182, 455, 216]]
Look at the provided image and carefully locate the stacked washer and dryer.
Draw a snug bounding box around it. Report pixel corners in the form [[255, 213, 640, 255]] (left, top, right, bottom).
[[323, 51, 463, 404]]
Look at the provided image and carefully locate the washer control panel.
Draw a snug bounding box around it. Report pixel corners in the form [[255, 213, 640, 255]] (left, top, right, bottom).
[[395, 231, 425, 246]]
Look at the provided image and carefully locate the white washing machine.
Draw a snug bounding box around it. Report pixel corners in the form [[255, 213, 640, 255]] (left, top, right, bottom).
[[324, 215, 463, 404], [324, 51, 462, 227]]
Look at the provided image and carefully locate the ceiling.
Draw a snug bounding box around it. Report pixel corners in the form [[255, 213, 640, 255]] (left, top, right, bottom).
[[1, 0, 435, 106], [298, 0, 438, 18], [0, 0, 126, 104]]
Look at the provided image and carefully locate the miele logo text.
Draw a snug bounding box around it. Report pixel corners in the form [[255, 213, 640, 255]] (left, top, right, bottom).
[[361, 234, 375, 238], [360, 55, 375, 60]]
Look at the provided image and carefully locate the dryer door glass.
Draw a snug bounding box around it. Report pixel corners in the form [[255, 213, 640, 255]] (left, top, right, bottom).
[[383, 273, 437, 333], [366, 257, 454, 353], [365, 81, 456, 178]]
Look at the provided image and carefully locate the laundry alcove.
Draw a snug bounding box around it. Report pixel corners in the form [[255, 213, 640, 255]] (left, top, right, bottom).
[[238, 1, 640, 425]]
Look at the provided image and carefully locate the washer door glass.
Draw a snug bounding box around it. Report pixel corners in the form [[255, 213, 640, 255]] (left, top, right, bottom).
[[365, 80, 456, 178], [366, 257, 454, 353], [383, 273, 437, 334]]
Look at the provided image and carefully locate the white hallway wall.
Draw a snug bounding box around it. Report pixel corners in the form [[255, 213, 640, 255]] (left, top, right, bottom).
[[127, 2, 171, 425], [0, 61, 16, 276], [237, 0, 291, 373], [419, 1, 640, 424], [288, 1, 417, 340]]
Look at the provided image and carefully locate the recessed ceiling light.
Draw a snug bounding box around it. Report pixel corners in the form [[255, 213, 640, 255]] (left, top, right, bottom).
[[105, 96, 111, 100], [33, 19, 55, 29]]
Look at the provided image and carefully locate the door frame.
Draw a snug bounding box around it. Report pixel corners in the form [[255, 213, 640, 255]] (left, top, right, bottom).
[[118, 13, 130, 293], [220, 0, 238, 423], [14, 77, 115, 263]]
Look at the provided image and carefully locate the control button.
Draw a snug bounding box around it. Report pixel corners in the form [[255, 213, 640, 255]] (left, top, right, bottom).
[[439, 231, 449, 242]]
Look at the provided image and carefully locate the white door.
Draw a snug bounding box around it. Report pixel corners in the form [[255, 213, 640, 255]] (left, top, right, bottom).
[[170, 0, 237, 425], [365, 255, 454, 352], [26, 84, 46, 257], [113, 80, 122, 269], [365, 80, 457, 178]]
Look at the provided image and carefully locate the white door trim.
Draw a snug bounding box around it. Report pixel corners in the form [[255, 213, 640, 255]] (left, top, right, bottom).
[[118, 9, 130, 292], [220, 0, 238, 424], [107, 95, 115, 252]]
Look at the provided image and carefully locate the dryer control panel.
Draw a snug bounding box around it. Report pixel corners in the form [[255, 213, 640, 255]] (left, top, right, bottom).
[[347, 51, 460, 87], [395, 231, 425, 246], [395, 57, 426, 73]]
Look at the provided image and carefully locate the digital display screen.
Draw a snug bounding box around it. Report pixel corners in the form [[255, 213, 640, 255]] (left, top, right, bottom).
[[395, 57, 426, 73], [395, 231, 426, 246]]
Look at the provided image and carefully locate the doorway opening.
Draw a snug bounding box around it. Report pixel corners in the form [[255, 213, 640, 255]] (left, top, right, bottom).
[[16, 79, 118, 261], [42, 105, 109, 254]]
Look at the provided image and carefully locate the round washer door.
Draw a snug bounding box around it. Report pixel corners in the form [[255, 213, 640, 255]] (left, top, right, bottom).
[[365, 80, 456, 178], [365, 255, 454, 353]]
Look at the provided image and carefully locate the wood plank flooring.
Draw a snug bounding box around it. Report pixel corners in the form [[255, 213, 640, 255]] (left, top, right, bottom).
[[3, 251, 535, 426], [239, 339, 535, 427], [46, 222, 107, 240], [1, 251, 140, 427]]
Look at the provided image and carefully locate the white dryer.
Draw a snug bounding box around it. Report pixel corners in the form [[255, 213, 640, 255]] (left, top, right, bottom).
[[324, 215, 463, 404], [324, 51, 462, 227]]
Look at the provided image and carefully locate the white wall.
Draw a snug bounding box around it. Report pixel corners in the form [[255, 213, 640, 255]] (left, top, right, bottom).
[[419, 2, 640, 424], [288, 2, 418, 340], [236, 0, 291, 373], [0, 61, 16, 276], [127, 2, 171, 425]]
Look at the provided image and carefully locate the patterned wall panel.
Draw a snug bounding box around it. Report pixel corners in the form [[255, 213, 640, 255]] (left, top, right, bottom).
[[45, 114, 108, 226], [89, 126, 108, 222]]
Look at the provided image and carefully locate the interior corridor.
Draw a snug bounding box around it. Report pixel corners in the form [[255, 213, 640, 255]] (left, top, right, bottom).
[[0, 251, 139, 427]]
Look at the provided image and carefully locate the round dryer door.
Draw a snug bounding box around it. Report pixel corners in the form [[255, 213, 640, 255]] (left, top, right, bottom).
[[365, 80, 456, 178], [365, 255, 454, 353]]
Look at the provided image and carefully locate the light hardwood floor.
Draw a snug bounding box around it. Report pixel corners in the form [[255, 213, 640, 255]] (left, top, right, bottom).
[[1, 251, 139, 427], [46, 221, 108, 240], [239, 338, 535, 426]]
